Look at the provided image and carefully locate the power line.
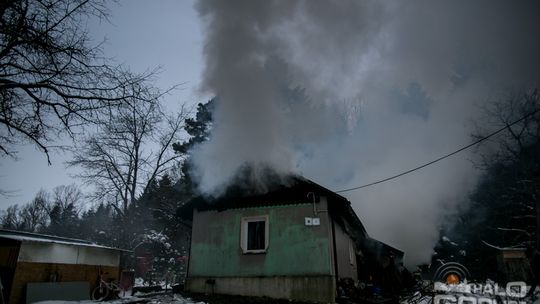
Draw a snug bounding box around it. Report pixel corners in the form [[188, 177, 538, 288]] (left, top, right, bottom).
[[335, 108, 540, 193]]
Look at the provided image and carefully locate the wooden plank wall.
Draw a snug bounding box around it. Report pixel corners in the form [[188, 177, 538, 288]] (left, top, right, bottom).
[[9, 262, 119, 304]]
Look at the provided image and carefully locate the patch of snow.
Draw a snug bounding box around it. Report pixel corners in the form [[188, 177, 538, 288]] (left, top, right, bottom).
[[147, 294, 205, 304], [33, 297, 142, 304], [0, 232, 121, 251], [134, 277, 145, 287], [441, 236, 458, 246]]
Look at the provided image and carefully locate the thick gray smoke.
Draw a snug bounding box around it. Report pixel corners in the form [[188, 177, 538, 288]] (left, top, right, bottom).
[[191, 0, 540, 266]]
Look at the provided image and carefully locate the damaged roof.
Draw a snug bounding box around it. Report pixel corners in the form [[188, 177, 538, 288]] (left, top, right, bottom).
[[178, 175, 367, 237]]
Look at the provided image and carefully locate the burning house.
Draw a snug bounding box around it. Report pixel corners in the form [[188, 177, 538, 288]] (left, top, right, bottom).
[[180, 176, 404, 303]]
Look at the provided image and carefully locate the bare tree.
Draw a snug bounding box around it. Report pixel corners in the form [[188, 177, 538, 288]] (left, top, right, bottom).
[[0, 189, 49, 231], [0, 0, 158, 163], [68, 90, 187, 215], [472, 89, 540, 249], [19, 189, 49, 231], [474, 89, 540, 166], [0, 204, 24, 229], [51, 184, 83, 213]]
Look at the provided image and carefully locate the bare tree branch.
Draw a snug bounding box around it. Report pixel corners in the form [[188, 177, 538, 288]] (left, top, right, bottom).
[[0, 0, 160, 162], [68, 89, 187, 214]]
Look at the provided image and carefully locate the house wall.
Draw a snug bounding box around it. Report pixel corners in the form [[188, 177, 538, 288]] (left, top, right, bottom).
[[8, 242, 121, 304], [186, 201, 336, 303], [186, 276, 335, 303], [333, 223, 358, 281]]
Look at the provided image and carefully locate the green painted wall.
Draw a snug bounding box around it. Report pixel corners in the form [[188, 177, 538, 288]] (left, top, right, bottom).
[[189, 203, 333, 277]]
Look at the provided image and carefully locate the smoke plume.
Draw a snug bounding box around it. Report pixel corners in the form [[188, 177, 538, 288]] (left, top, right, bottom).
[[191, 0, 540, 266]]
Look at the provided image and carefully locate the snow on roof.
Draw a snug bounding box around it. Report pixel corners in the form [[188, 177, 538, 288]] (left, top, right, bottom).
[[0, 229, 128, 251]]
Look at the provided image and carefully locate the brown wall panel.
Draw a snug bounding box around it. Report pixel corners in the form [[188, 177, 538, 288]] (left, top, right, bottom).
[[9, 262, 119, 304]]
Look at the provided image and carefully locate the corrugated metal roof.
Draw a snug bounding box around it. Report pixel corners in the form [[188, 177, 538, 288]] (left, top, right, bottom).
[[179, 175, 368, 236], [0, 229, 128, 251]]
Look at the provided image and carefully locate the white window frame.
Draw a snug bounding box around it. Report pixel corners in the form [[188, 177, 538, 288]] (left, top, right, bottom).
[[240, 215, 269, 254]]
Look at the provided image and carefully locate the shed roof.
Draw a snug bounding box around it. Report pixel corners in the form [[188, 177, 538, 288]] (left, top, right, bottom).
[[0, 229, 128, 251]]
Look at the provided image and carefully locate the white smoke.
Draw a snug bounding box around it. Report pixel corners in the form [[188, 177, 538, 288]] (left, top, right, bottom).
[[191, 0, 540, 266]]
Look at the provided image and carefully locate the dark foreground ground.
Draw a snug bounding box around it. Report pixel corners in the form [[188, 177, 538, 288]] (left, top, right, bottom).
[[177, 292, 311, 304], [191, 293, 320, 304], [131, 290, 402, 304], [128, 291, 313, 304]]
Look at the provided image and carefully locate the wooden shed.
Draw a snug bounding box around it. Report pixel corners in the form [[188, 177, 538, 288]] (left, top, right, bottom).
[[0, 229, 125, 304]]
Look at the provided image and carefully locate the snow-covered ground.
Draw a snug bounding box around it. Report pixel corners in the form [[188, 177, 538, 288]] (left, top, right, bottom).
[[33, 294, 205, 304], [145, 294, 205, 304]]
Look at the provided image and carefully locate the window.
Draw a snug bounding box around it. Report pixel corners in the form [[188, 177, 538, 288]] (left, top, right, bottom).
[[241, 216, 269, 253], [247, 221, 265, 250]]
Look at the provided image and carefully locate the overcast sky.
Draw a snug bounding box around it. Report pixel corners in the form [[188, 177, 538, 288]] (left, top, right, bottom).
[[2, 1, 539, 266], [0, 0, 204, 210]]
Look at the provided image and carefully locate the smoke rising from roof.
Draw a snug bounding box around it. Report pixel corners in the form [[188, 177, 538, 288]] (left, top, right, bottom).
[[191, 0, 540, 266]]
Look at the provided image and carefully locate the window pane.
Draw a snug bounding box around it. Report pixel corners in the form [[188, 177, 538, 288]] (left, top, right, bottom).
[[247, 221, 265, 250]]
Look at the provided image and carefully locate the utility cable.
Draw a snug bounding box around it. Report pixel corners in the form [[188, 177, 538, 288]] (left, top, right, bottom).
[[335, 108, 539, 193]]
